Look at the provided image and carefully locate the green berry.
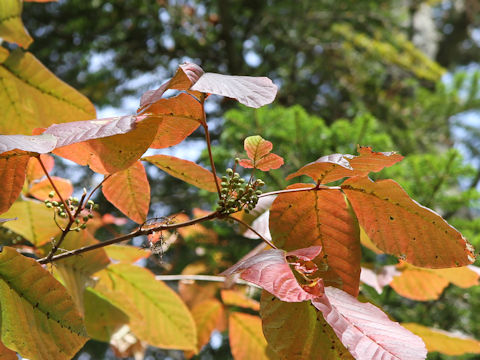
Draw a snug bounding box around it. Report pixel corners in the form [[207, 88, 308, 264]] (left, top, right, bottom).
[[87, 200, 94, 206], [48, 191, 55, 198], [46, 203, 53, 208], [52, 201, 59, 207], [221, 182, 228, 187], [44, 199, 51, 204], [255, 190, 262, 195], [88, 214, 94, 219], [226, 168, 233, 176], [235, 158, 240, 163], [59, 212, 66, 217], [221, 176, 228, 181], [83, 216, 89, 222], [216, 206, 223, 211], [80, 223, 87, 229], [75, 219, 80, 224], [239, 178, 245, 183]]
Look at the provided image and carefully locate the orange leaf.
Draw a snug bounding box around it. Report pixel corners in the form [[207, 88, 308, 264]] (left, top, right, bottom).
[[240, 135, 283, 171], [342, 177, 475, 268], [402, 323, 480, 356], [54, 117, 160, 174], [269, 184, 361, 296], [146, 93, 202, 148], [102, 161, 150, 224], [26, 154, 54, 182], [287, 147, 403, 183], [28, 176, 73, 202], [143, 154, 220, 192], [221, 289, 260, 311], [229, 312, 270, 360], [104, 245, 151, 263], [0, 340, 16, 360], [190, 299, 224, 354], [0, 152, 29, 214]]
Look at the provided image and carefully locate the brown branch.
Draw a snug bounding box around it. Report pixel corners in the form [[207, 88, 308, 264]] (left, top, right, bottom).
[[38, 211, 219, 264], [203, 123, 222, 197], [228, 215, 277, 249]]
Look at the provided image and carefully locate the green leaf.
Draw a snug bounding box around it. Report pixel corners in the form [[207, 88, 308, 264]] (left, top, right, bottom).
[[84, 288, 129, 342], [0, 246, 87, 359], [260, 291, 352, 360], [1, 199, 62, 246], [94, 263, 197, 351], [0, 49, 95, 135], [0, 0, 33, 48]]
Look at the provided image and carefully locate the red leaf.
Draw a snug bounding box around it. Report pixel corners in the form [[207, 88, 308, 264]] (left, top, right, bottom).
[[139, 63, 204, 109], [312, 287, 427, 360], [239, 135, 284, 171], [220, 246, 323, 302], [143, 154, 220, 192], [28, 176, 73, 202], [102, 161, 150, 224], [26, 154, 54, 181], [287, 147, 403, 183], [0, 152, 29, 214], [342, 177, 476, 268], [146, 93, 202, 147], [191, 73, 277, 108], [0, 134, 57, 154], [360, 266, 400, 294], [269, 184, 361, 296]]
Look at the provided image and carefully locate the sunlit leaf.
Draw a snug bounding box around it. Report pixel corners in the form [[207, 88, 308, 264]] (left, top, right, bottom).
[[190, 299, 224, 354], [402, 323, 480, 356], [191, 73, 278, 108], [287, 147, 403, 183], [84, 288, 129, 342], [312, 287, 427, 360], [26, 154, 54, 181], [342, 177, 476, 268], [54, 116, 159, 174], [28, 176, 73, 202], [239, 135, 283, 171], [229, 312, 271, 360], [104, 245, 151, 263], [143, 154, 220, 192], [0, 152, 29, 214], [0, 247, 87, 359], [221, 246, 323, 302], [260, 291, 353, 360], [270, 184, 361, 296], [94, 263, 197, 351], [0, 134, 57, 153], [221, 289, 260, 311], [0, 0, 32, 48], [102, 161, 150, 224], [1, 200, 62, 245], [0, 49, 95, 135], [145, 93, 202, 147]]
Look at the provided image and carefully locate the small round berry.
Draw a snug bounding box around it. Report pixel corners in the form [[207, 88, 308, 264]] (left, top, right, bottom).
[[226, 168, 233, 176], [48, 191, 55, 198], [46, 203, 53, 208]]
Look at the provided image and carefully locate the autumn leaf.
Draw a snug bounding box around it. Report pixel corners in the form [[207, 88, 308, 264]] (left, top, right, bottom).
[[84, 288, 129, 342], [360, 265, 400, 294], [221, 289, 260, 311], [0, 340, 16, 360], [220, 246, 324, 302], [342, 177, 476, 268], [0, 247, 87, 360], [312, 287, 427, 360], [102, 161, 150, 223], [94, 263, 197, 351], [0, 0, 33, 48], [269, 184, 361, 296], [1, 200, 62, 245], [0, 134, 57, 154], [402, 323, 480, 356], [286, 147, 403, 183], [239, 135, 284, 171], [104, 245, 151, 263], [229, 312, 271, 360], [143, 154, 220, 192], [26, 154, 54, 182], [0, 50, 95, 135], [0, 152, 29, 214], [189, 299, 225, 355], [260, 291, 353, 360], [28, 176, 73, 202]]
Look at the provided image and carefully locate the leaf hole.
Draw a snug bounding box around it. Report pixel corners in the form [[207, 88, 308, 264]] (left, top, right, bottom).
[[389, 216, 394, 220]]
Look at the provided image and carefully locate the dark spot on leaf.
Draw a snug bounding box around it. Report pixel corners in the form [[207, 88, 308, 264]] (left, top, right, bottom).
[[390, 216, 394, 220], [435, 255, 439, 259], [412, 237, 416, 241], [46, 312, 50, 319], [35, 302, 39, 308], [432, 221, 436, 224], [331, 346, 335, 349]]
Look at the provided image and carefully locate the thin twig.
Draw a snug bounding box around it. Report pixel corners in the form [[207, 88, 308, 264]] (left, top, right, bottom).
[[228, 215, 277, 249], [259, 185, 341, 198], [201, 99, 222, 197], [37, 155, 74, 222], [155, 274, 260, 288], [38, 211, 219, 264]]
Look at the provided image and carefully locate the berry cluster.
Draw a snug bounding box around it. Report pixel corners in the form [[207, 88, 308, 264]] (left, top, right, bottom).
[[216, 168, 264, 215], [44, 191, 96, 231]]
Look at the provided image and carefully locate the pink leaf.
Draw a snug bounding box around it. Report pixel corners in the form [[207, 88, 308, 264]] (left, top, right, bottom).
[[220, 246, 323, 302], [360, 266, 400, 294], [191, 73, 277, 108], [312, 287, 427, 360]]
